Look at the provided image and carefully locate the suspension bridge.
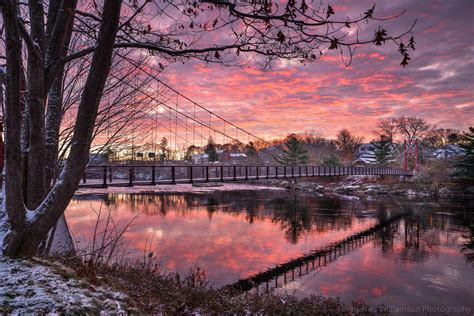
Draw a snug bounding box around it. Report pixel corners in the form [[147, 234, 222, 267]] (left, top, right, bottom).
[[72, 55, 415, 188], [79, 164, 411, 188]]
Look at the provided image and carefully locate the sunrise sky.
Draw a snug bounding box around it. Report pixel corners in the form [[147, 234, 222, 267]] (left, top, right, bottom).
[[163, 0, 473, 141]]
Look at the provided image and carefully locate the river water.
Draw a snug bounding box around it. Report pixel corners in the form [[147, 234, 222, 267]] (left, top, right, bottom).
[[66, 190, 473, 310]]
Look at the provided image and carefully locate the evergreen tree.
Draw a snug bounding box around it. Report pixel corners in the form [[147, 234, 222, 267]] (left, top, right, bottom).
[[275, 134, 310, 165], [245, 141, 258, 157], [372, 135, 393, 164], [322, 154, 341, 166], [454, 127, 474, 179], [159, 137, 169, 161], [204, 136, 219, 162]]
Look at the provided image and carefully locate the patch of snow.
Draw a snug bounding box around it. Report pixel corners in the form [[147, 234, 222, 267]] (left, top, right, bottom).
[[0, 258, 128, 313], [334, 194, 360, 201], [25, 210, 37, 222], [48, 215, 75, 255], [75, 183, 286, 195]]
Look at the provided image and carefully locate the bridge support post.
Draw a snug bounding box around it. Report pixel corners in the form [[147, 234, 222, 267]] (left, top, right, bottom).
[[256, 166, 259, 180], [275, 166, 278, 179], [233, 166, 237, 181], [291, 166, 294, 178], [109, 167, 113, 183], [189, 166, 193, 183], [299, 166, 302, 177], [152, 166, 156, 185], [171, 166, 176, 184], [284, 166, 287, 178], [102, 166, 108, 188], [220, 165, 224, 182], [245, 166, 248, 180], [128, 168, 134, 187], [266, 166, 269, 179], [206, 166, 209, 182]]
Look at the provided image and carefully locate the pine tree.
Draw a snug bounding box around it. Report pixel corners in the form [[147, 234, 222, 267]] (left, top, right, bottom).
[[454, 127, 474, 179], [159, 137, 169, 161], [372, 135, 393, 164], [204, 136, 219, 162], [245, 141, 258, 157], [322, 154, 341, 166], [275, 134, 310, 165]]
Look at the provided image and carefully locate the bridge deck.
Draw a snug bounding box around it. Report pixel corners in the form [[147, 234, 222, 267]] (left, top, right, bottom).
[[78, 165, 412, 188]]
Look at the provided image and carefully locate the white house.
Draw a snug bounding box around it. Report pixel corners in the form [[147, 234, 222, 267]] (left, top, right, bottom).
[[432, 144, 465, 160], [353, 143, 377, 165], [191, 150, 247, 164]]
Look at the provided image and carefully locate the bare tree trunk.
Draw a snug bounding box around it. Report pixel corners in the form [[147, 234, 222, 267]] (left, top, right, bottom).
[[1, 0, 27, 254], [23, 0, 47, 209], [45, 10, 75, 186], [3, 0, 123, 257]]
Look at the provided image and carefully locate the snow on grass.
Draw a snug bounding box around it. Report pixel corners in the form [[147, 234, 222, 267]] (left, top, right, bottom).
[[0, 258, 128, 313], [0, 197, 128, 313], [75, 183, 285, 195]]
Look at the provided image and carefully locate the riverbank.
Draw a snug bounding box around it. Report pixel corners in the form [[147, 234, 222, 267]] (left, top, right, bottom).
[[53, 255, 388, 315], [253, 175, 474, 200], [75, 182, 286, 196], [0, 253, 388, 314], [75, 175, 474, 200], [0, 257, 128, 313]]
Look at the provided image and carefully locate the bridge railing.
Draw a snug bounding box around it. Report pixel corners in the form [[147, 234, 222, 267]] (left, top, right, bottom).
[[78, 164, 412, 188]]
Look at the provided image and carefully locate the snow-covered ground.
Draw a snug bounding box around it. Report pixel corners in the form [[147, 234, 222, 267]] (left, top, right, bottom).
[[0, 203, 128, 313], [0, 257, 128, 313], [76, 183, 285, 195]]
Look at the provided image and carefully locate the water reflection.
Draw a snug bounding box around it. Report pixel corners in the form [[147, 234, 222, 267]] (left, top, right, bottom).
[[68, 191, 381, 285], [67, 191, 473, 308], [277, 200, 474, 309]]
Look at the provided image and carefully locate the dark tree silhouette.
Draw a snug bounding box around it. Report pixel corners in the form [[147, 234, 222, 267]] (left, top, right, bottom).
[[275, 134, 310, 165], [335, 128, 363, 166], [1, 0, 415, 256], [204, 136, 219, 162], [397, 116, 431, 144], [454, 127, 474, 180], [372, 134, 395, 164], [374, 118, 398, 143]]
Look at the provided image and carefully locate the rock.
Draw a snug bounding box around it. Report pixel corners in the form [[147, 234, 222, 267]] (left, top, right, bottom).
[[192, 182, 224, 187], [314, 185, 325, 192]]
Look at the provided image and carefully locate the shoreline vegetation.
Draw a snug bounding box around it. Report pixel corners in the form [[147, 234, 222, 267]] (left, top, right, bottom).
[[0, 254, 389, 315], [1, 176, 471, 314]]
